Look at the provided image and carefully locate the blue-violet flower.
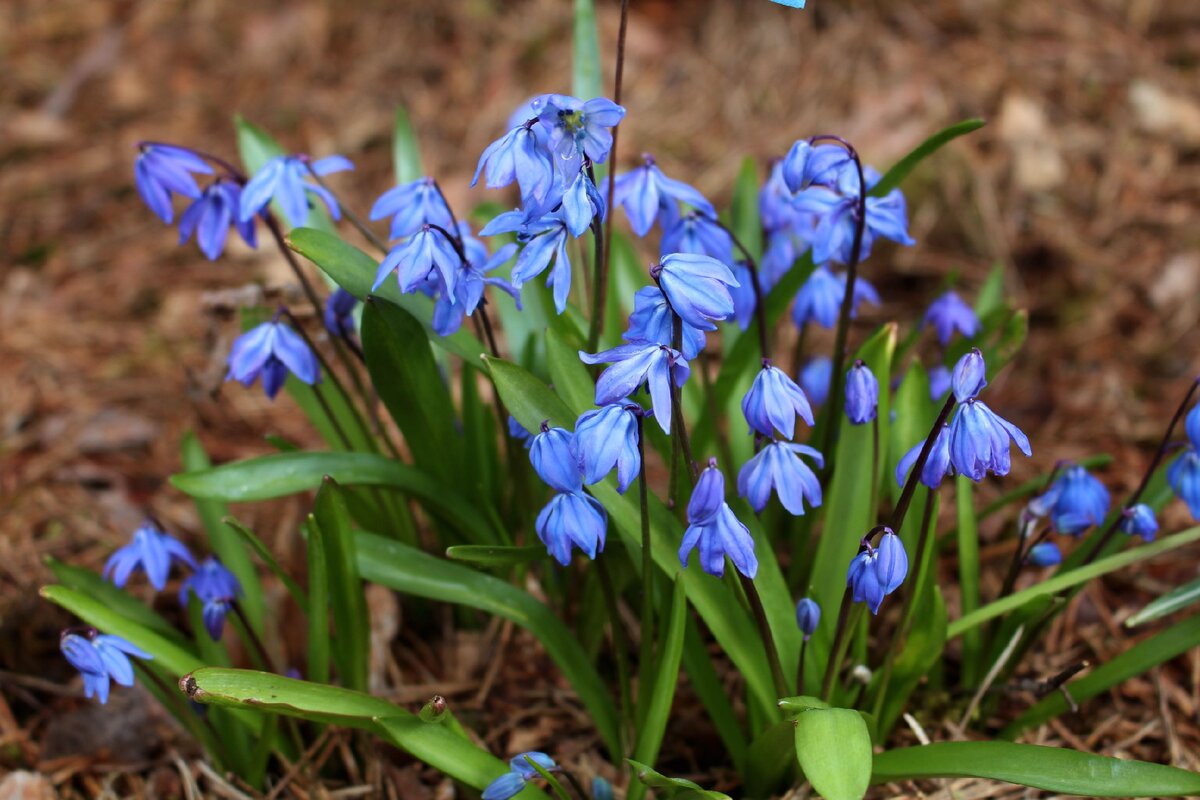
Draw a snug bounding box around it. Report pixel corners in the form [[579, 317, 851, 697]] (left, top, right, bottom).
[[104, 520, 196, 591], [536, 492, 607, 566], [134, 144, 213, 224], [226, 319, 320, 400], [737, 442, 824, 515], [239, 154, 352, 228], [679, 459, 758, 579], [574, 404, 642, 494], [579, 343, 690, 435], [742, 361, 815, 439]]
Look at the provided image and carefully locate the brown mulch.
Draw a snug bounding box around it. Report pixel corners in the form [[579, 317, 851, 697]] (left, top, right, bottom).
[[3, 0, 1200, 796]]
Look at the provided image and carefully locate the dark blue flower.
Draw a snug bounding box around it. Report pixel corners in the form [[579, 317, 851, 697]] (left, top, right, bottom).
[[575, 404, 641, 493], [592, 777, 614, 800], [530, 94, 625, 177], [653, 253, 739, 332], [798, 357, 832, 406], [511, 752, 558, 779], [472, 126, 556, 213], [530, 423, 583, 492], [61, 630, 151, 704], [536, 491, 607, 566], [614, 154, 715, 236], [563, 171, 606, 237], [226, 320, 320, 400], [238, 154, 352, 228], [1168, 448, 1200, 520], [324, 288, 358, 339], [180, 557, 242, 640], [482, 753, 559, 800], [846, 530, 907, 614], [134, 144, 213, 223], [370, 177, 455, 241], [924, 290, 981, 346], [1027, 542, 1063, 567], [509, 214, 574, 314], [951, 349, 988, 402], [1039, 464, 1110, 536], [579, 343, 690, 435], [928, 365, 952, 401], [104, 520, 196, 591], [482, 772, 526, 800], [895, 424, 953, 489], [177, 179, 257, 260], [844, 361, 879, 425], [623, 286, 706, 359], [1119, 503, 1158, 541], [782, 140, 852, 193], [948, 401, 1032, 482], [372, 225, 463, 300], [742, 362, 815, 439], [680, 460, 758, 579], [737, 442, 823, 515], [791, 266, 879, 329], [661, 212, 734, 265], [795, 597, 821, 638], [729, 262, 758, 330]]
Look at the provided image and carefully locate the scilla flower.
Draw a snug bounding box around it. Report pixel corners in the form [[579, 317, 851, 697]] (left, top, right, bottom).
[[947, 350, 1032, 481], [797, 186, 915, 266], [180, 557, 242, 640], [737, 442, 823, 515], [530, 94, 625, 177], [372, 225, 462, 299], [795, 598, 821, 638], [614, 154, 715, 236], [895, 424, 953, 489], [923, 290, 981, 346], [1027, 541, 1063, 567], [1119, 503, 1158, 541], [226, 319, 320, 400], [579, 342, 690, 435], [1167, 448, 1200, 520], [509, 214, 574, 314], [536, 491, 607, 566], [661, 212, 734, 264], [432, 235, 520, 337], [680, 459, 758, 579], [324, 288, 358, 339], [1039, 464, 1110, 536], [238, 154, 353, 228], [844, 360, 879, 425], [791, 266, 879, 329], [369, 177, 455, 241], [652, 253, 739, 332], [134, 143, 213, 223], [742, 361, 815, 439], [623, 286, 706, 359], [530, 423, 583, 492], [177, 179, 257, 260], [472, 125, 556, 213], [483, 753, 560, 800], [574, 404, 642, 494], [563, 171, 607, 236], [846, 530, 907, 614], [782, 140, 852, 192], [104, 520, 196, 591], [61, 629, 152, 704], [799, 357, 832, 406]]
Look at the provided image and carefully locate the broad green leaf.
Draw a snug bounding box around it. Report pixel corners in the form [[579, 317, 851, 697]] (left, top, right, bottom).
[[354, 533, 622, 758], [626, 760, 731, 800], [794, 708, 872, 800], [1127, 576, 1200, 627], [871, 741, 1200, 796], [445, 544, 547, 568], [45, 559, 189, 646], [949, 525, 1200, 638], [171, 451, 499, 544], [305, 515, 330, 685], [778, 695, 831, 712], [392, 106, 424, 184], [572, 0, 603, 101], [955, 475, 982, 685], [313, 480, 369, 692], [545, 327, 595, 416]]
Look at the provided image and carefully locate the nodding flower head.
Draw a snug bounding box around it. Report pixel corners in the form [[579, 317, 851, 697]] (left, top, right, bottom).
[[535, 492, 607, 567], [846, 529, 907, 614], [923, 290, 981, 346], [945, 350, 1032, 482], [103, 520, 196, 591], [574, 403, 642, 494], [529, 424, 583, 493], [370, 177, 455, 241], [579, 342, 690, 436], [844, 360, 879, 425], [680, 459, 758, 579], [895, 423, 953, 490], [742, 361, 815, 440], [529, 94, 625, 177], [654, 253, 739, 332], [623, 285, 707, 360], [792, 266, 880, 330], [781, 139, 853, 193], [225, 319, 321, 400], [179, 556, 243, 640], [613, 153, 714, 236], [1167, 447, 1200, 521], [1027, 541, 1063, 567], [134, 143, 213, 223], [1119, 503, 1158, 542], [482, 752, 560, 800], [737, 441, 823, 516], [1039, 464, 1110, 536], [60, 629, 151, 705], [798, 357, 832, 407], [178, 179, 257, 260], [238, 153, 352, 228]]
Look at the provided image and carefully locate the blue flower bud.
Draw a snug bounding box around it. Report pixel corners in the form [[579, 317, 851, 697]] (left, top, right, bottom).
[[782, 140, 851, 192], [923, 290, 981, 346], [654, 253, 739, 332], [530, 425, 583, 492], [846, 530, 906, 614], [591, 777, 615, 800], [324, 288, 358, 339], [951, 349, 988, 402], [875, 531, 908, 595], [1119, 503, 1158, 541], [844, 361, 879, 425], [1027, 541, 1063, 567], [795, 597, 821, 637], [482, 772, 527, 800]]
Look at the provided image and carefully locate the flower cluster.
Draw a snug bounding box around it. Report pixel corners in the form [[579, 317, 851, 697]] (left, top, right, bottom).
[[846, 529, 908, 614]]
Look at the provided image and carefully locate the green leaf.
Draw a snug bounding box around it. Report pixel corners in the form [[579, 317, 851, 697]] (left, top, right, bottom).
[[305, 515, 331, 685], [876, 576, 946, 735], [955, 475, 982, 685], [171, 451, 499, 543], [221, 517, 308, 614], [313, 479, 369, 692], [794, 708, 872, 800], [1127, 576, 1200, 627], [392, 106, 424, 184], [572, 0, 603, 101], [868, 119, 985, 197], [354, 532, 622, 758], [949, 525, 1200, 638], [45, 559, 190, 646], [730, 157, 762, 261], [973, 262, 1007, 320], [682, 617, 748, 772], [545, 327, 594, 416], [778, 695, 831, 712], [626, 760, 731, 800], [744, 719, 797, 798], [445, 544, 547, 568], [871, 741, 1200, 797], [887, 365, 933, 510]]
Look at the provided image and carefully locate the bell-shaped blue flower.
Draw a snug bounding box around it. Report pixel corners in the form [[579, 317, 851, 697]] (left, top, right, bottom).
[[679, 460, 758, 579], [431, 239, 520, 337], [324, 288, 358, 339], [846, 530, 907, 614], [373, 225, 463, 299], [799, 357, 832, 406], [614, 154, 715, 236], [370, 177, 455, 241], [653, 253, 739, 332], [530, 94, 625, 177], [791, 266, 879, 329], [1186, 405, 1200, 450], [61, 630, 151, 704], [895, 424, 953, 489], [226, 319, 320, 400], [177, 179, 257, 260], [104, 520, 196, 591], [798, 187, 915, 266], [180, 556, 242, 640], [924, 290, 980, 346], [482, 772, 526, 800], [509, 214, 574, 314], [1041, 465, 1110, 536], [1119, 503, 1158, 541], [737, 442, 824, 515], [482, 752, 559, 800], [511, 752, 558, 780], [795, 597, 821, 638], [530, 424, 583, 492], [134, 144, 213, 223], [844, 361, 879, 425], [782, 140, 852, 192], [623, 286, 706, 359], [238, 154, 352, 228], [760, 159, 804, 233], [948, 399, 1032, 481], [661, 212, 734, 264], [1168, 448, 1200, 520], [579, 343, 690, 435], [742, 362, 815, 439], [951, 348, 988, 402], [472, 125, 556, 213], [536, 491, 607, 566], [562, 170, 607, 237], [575, 404, 641, 494], [1027, 541, 1063, 567]]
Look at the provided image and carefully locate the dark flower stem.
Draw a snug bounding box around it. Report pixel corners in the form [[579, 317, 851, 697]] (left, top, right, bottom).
[[742, 574, 790, 698], [596, 556, 632, 753], [303, 164, 389, 255], [888, 395, 956, 533], [820, 589, 856, 701], [997, 524, 1052, 600], [635, 412, 655, 685], [477, 298, 502, 359], [711, 217, 770, 360], [797, 636, 810, 695], [232, 602, 276, 673], [430, 179, 466, 250]]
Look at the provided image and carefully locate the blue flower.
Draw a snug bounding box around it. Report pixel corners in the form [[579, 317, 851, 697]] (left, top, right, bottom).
[[373, 225, 463, 298], [530, 424, 583, 492], [614, 154, 715, 236], [482, 753, 559, 800], [680, 460, 758, 579], [844, 360, 879, 425], [134, 144, 213, 223], [592, 777, 615, 800], [795, 597, 821, 638], [742, 362, 815, 439], [948, 401, 1032, 482], [530, 94, 625, 177], [579, 343, 690, 435], [509, 214, 574, 314], [791, 266, 879, 329], [511, 752, 558, 779], [951, 349, 988, 402], [563, 171, 607, 237], [1187, 405, 1200, 449], [923, 290, 980, 346], [661, 212, 734, 264], [623, 286, 706, 359], [431, 239, 520, 337], [177, 179, 256, 260], [737, 442, 823, 515], [928, 365, 952, 401], [575, 404, 642, 493], [1119, 503, 1158, 541], [653, 253, 739, 332], [1168, 449, 1200, 520], [60, 630, 152, 704], [239, 154, 353, 228], [846, 530, 907, 614], [369, 178, 455, 241], [729, 262, 758, 330], [796, 187, 915, 266], [1027, 542, 1063, 567], [472, 125, 556, 213], [104, 520, 196, 591], [179, 557, 242, 640], [226, 320, 320, 400], [798, 357, 832, 406], [782, 140, 852, 192], [895, 424, 953, 489], [1038, 464, 1110, 536], [324, 288, 358, 339], [482, 772, 526, 800], [536, 491, 607, 566], [508, 416, 534, 449]]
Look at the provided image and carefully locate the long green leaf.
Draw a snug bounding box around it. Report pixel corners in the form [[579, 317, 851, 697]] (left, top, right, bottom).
[[545, 327, 594, 416], [626, 761, 731, 800], [868, 119, 985, 196], [222, 517, 308, 614], [730, 157, 762, 261], [305, 515, 331, 685], [871, 741, 1200, 796], [313, 480, 369, 691], [45, 559, 190, 646], [1127, 576, 1200, 627], [794, 708, 872, 800], [572, 0, 603, 100], [446, 544, 547, 568], [392, 106, 424, 184]]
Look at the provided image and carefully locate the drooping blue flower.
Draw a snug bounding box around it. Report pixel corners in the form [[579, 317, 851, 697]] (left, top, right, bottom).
[[729, 262, 758, 330], [1027, 541, 1063, 567], [679, 460, 758, 579], [575, 404, 642, 493], [846, 530, 907, 614], [895, 424, 953, 489], [795, 186, 915, 266], [653, 253, 739, 332], [923, 290, 981, 346], [928, 365, 952, 401], [508, 416, 534, 449], [795, 597, 821, 638], [761, 159, 802, 233], [177, 179, 257, 259], [369, 177, 455, 241], [509, 214, 574, 314], [530, 94, 626, 177], [324, 288, 358, 339], [226, 319, 320, 400], [134, 144, 213, 223], [1119, 503, 1158, 541], [482, 772, 526, 800], [372, 225, 463, 299], [948, 402, 1032, 482], [179, 557, 243, 640], [431, 240, 520, 337], [614, 154, 716, 236], [737, 441, 823, 515], [530, 423, 583, 492], [580, 342, 690, 435], [951, 349, 988, 402], [511, 753, 558, 780], [472, 125, 556, 213], [791, 266, 880, 329], [742, 362, 815, 439], [661, 212, 734, 265], [798, 357, 832, 406], [1168, 448, 1200, 520], [238, 154, 353, 228], [563, 171, 606, 237], [782, 140, 852, 193], [1038, 464, 1110, 536], [844, 360, 879, 425], [482, 753, 560, 800], [623, 286, 706, 359], [61, 630, 152, 704], [104, 520, 196, 591], [536, 491, 607, 566]]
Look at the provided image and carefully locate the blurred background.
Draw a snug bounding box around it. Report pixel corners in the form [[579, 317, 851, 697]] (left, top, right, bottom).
[[2, 0, 1199, 792]]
